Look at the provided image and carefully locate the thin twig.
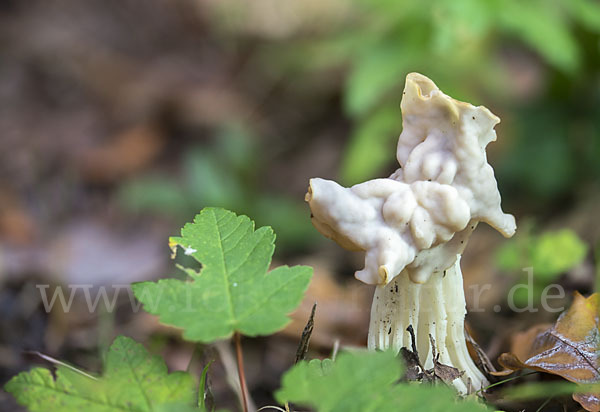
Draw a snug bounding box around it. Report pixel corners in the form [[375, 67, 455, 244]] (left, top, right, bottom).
[[26, 351, 98, 380], [234, 332, 249, 412], [257, 407, 287, 412], [535, 396, 554, 412], [406, 325, 421, 366], [475, 371, 539, 395], [331, 339, 340, 362], [214, 341, 255, 411]]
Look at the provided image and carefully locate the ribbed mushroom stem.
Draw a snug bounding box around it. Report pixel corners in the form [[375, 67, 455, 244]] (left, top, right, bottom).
[[368, 256, 488, 394]]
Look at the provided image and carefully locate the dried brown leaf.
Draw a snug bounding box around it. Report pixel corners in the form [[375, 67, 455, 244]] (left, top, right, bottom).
[[426, 334, 464, 386], [399, 347, 422, 381], [575, 393, 600, 412], [497, 292, 600, 411], [433, 359, 464, 385], [295, 302, 317, 364]]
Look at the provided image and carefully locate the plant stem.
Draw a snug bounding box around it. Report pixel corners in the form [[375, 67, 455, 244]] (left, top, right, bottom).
[[475, 371, 538, 395], [234, 332, 249, 412], [535, 396, 553, 412]]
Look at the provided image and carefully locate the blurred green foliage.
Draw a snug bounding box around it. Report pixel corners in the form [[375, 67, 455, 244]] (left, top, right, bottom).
[[595, 242, 600, 294], [267, 0, 600, 205], [496, 226, 588, 304], [119, 125, 317, 253], [121, 0, 600, 254]]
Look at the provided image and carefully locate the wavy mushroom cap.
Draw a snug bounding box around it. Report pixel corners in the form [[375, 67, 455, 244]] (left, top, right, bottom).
[[306, 73, 516, 285]]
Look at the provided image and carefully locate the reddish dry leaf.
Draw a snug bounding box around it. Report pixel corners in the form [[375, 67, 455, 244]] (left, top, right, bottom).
[[497, 292, 600, 411], [575, 393, 600, 412], [78, 123, 164, 183], [490, 324, 553, 377]]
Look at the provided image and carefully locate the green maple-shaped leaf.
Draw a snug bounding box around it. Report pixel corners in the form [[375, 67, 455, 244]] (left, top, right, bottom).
[[4, 336, 198, 412], [132, 208, 313, 342], [276, 350, 492, 412]]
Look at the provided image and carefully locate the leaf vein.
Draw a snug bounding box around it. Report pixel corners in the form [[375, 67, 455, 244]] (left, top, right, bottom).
[[237, 269, 304, 322], [228, 229, 270, 277], [220, 217, 244, 242], [212, 209, 236, 326], [121, 349, 155, 412], [222, 222, 248, 254], [11, 381, 133, 412]]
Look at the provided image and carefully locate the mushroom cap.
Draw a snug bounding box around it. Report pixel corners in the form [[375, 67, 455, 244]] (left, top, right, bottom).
[[398, 73, 516, 237], [305, 180, 363, 252], [306, 73, 516, 285]]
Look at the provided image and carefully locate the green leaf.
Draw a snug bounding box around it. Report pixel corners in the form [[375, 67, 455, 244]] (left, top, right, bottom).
[[510, 282, 546, 307], [184, 150, 244, 210], [132, 208, 313, 342], [119, 175, 189, 216], [565, 0, 600, 34], [4, 336, 198, 412], [251, 195, 319, 249], [502, 381, 585, 400], [430, 0, 493, 54], [344, 43, 408, 117], [496, 228, 587, 281], [276, 350, 491, 412], [497, 0, 580, 73], [495, 241, 523, 272], [341, 106, 401, 185], [530, 229, 587, 279], [198, 360, 213, 410]]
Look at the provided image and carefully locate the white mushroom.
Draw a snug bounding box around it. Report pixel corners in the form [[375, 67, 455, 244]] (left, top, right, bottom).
[[305, 73, 516, 394]]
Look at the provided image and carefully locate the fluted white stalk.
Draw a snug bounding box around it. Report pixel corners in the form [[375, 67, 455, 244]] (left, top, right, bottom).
[[368, 256, 487, 394]]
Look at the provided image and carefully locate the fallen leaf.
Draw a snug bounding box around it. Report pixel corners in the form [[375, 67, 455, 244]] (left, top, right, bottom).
[[508, 323, 554, 362], [398, 329, 465, 389], [295, 302, 317, 364], [400, 347, 422, 381], [432, 359, 464, 387], [78, 123, 164, 183], [575, 392, 600, 412], [497, 292, 600, 410], [428, 334, 464, 386], [400, 325, 423, 381]]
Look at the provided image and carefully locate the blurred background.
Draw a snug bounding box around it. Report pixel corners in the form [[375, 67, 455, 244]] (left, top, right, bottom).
[[1, 0, 600, 410]]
